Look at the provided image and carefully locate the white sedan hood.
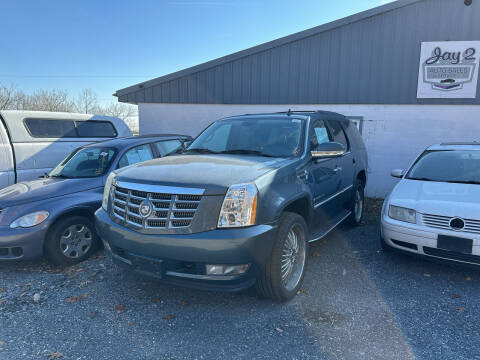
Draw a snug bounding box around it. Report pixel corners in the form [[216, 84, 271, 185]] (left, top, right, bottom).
[[390, 179, 480, 218]]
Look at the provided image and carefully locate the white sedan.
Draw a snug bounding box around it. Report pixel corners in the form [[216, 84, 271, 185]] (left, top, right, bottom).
[[381, 143, 480, 265]]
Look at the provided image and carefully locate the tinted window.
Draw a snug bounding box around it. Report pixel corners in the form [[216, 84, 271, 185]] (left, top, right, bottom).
[[118, 144, 154, 168], [76, 121, 117, 137], [155, 140, 182, 157], [24, 118, 77, 138], [327, 120, 349, 150]]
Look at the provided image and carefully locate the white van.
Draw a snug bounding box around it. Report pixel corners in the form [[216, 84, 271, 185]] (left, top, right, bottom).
[[0, 110, 132, 189]]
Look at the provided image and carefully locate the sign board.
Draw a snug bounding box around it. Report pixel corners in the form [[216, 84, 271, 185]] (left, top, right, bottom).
[[417, 41, 480, 99]]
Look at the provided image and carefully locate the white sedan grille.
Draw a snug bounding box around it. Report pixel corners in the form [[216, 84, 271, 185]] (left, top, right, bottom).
[[422, 214, 480, 234]]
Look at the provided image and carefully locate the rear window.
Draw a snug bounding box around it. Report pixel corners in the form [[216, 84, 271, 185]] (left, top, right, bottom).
[[76, 121, 117, 137], [24, 118, 117, 138], [24, 119, 77, 138]]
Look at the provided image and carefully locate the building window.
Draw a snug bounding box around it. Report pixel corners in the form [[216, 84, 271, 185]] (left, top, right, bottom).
[[347, 116, 364, 135]]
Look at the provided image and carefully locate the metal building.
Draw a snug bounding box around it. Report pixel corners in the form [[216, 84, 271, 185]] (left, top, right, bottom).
[[115, 0, 480, 197]]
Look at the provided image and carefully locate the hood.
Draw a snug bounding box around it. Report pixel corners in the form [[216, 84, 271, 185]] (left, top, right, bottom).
[[0, 177, 103, 207], [115, 154, 292, 195], [390, 179, 480, 218]]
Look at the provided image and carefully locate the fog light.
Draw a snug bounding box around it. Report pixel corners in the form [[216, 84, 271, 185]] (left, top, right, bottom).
[[206, 264, 249, 275]]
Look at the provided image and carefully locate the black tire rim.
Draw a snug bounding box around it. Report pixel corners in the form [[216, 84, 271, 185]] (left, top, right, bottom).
[[60, 224, 93, 259], [281, 224, 306, 291]]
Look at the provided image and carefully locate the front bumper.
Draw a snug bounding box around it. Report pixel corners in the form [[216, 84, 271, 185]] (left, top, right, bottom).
[[381, 214, 480, 265], [95, 208, 278, 292], [0, 224, 48, 260]]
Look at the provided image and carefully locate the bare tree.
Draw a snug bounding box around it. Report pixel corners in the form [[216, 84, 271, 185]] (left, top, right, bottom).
[[103, 102, 139, 134], [75, 88, 100, 114], [0, 83, 17, 109], [23, 89, 75, 112]]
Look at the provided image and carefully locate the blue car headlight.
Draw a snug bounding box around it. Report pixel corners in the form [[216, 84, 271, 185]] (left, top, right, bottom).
[[10, 211, 50, 228]]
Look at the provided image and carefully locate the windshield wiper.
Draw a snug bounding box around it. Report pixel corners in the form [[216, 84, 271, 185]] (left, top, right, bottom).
[[407, 177, 435, 182], [218, 149, 278, 158], [184, 148, 220, 155], [49, 174, 71, 179], [444, 180, 480, 185]]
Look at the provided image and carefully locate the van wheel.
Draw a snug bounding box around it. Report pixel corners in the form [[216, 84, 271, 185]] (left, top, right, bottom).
[[346, 182, 365, 227], [256, 212, 308, 302], [45, 215, 100, 266]]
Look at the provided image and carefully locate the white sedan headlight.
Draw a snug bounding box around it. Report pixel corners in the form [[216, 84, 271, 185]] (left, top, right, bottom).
[[10, 211, 49, 228], [388, 205, 416, 224], [218, 183, 258, 228], [102, 172, 116, 211]]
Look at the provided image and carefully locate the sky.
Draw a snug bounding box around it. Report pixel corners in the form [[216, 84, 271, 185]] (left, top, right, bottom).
[[1, 0, 393, 105]]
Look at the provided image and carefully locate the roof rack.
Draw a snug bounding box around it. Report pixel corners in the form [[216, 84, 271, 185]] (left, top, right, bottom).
[[276, 110, 317, 115], [439, 142, 480, 146]]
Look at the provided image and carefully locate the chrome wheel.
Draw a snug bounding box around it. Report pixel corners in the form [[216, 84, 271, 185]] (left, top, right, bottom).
[[354, 189, 364, 223], [60, 224, 93, 259], [281, 224, 306, 291]]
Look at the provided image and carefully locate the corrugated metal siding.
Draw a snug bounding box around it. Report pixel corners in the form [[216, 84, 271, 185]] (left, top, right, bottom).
[[121, 0, 479, 105]]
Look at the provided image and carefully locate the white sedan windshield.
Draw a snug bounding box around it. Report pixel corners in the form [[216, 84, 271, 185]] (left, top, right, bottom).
[[407, 150, 480, 184]]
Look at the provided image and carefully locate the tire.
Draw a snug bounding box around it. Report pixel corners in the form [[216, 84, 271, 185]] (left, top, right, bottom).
[[346, 182, 365, 227], [45, 215, 100, 266], [256, 212, 309, 302]]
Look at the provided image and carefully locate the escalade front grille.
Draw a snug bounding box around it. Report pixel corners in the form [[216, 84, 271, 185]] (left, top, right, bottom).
[[422, 214, 480, 235], [112, 183, 204, 230]]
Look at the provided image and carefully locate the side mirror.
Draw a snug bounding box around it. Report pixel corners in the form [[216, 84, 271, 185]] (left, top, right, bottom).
[[391, 169, 405, 178], [183, 140, 192, 149], [311, 142, 345, 159]]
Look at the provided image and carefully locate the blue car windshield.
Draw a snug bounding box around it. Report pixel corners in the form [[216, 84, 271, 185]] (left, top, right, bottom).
[[186, 118, 305, 158], [49, 147, 117, 178], [407, 150, 480, 184]]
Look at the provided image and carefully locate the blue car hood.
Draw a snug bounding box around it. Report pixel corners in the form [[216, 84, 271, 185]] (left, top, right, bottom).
[[0, 177, 103, 207]]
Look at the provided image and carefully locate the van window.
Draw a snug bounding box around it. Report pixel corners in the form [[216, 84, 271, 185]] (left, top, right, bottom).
[[76, 121, 117, 137], [24, 118, 77, 138]]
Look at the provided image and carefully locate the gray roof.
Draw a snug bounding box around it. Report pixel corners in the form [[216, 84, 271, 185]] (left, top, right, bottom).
[[116, 0, 480, 105]]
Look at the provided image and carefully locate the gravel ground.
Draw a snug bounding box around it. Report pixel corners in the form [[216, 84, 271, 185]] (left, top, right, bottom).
[[1, 200, 479, 360]]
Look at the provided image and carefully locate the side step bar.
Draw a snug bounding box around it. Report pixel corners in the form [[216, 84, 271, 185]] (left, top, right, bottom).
[[309, 211, 352, 242]]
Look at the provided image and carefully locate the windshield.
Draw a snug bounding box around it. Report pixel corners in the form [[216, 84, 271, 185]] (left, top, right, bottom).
[[49, 147, 117, 178], [406, 150, 480, 184], [186, 118, 305, 158]]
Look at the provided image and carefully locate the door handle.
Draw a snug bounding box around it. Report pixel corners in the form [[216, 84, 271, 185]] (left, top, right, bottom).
[[297, 169, 308, 180], [333, 166, 342, 173]]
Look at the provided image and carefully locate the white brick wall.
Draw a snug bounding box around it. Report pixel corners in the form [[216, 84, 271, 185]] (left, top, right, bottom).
[[139, 103, 480, 198]]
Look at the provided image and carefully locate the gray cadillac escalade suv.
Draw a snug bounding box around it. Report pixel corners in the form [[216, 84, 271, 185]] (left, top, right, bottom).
[[95, 111, 368, 301]]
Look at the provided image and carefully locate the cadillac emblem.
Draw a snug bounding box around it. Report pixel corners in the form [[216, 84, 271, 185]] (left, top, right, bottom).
[[139, 200, 153, 218]]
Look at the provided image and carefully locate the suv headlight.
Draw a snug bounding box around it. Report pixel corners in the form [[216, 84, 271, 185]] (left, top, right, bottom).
[[388, 205, 416, 224], [10, 211, 49, 228], [218, 183, 258, 228], [102, 172, 116, 211]]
